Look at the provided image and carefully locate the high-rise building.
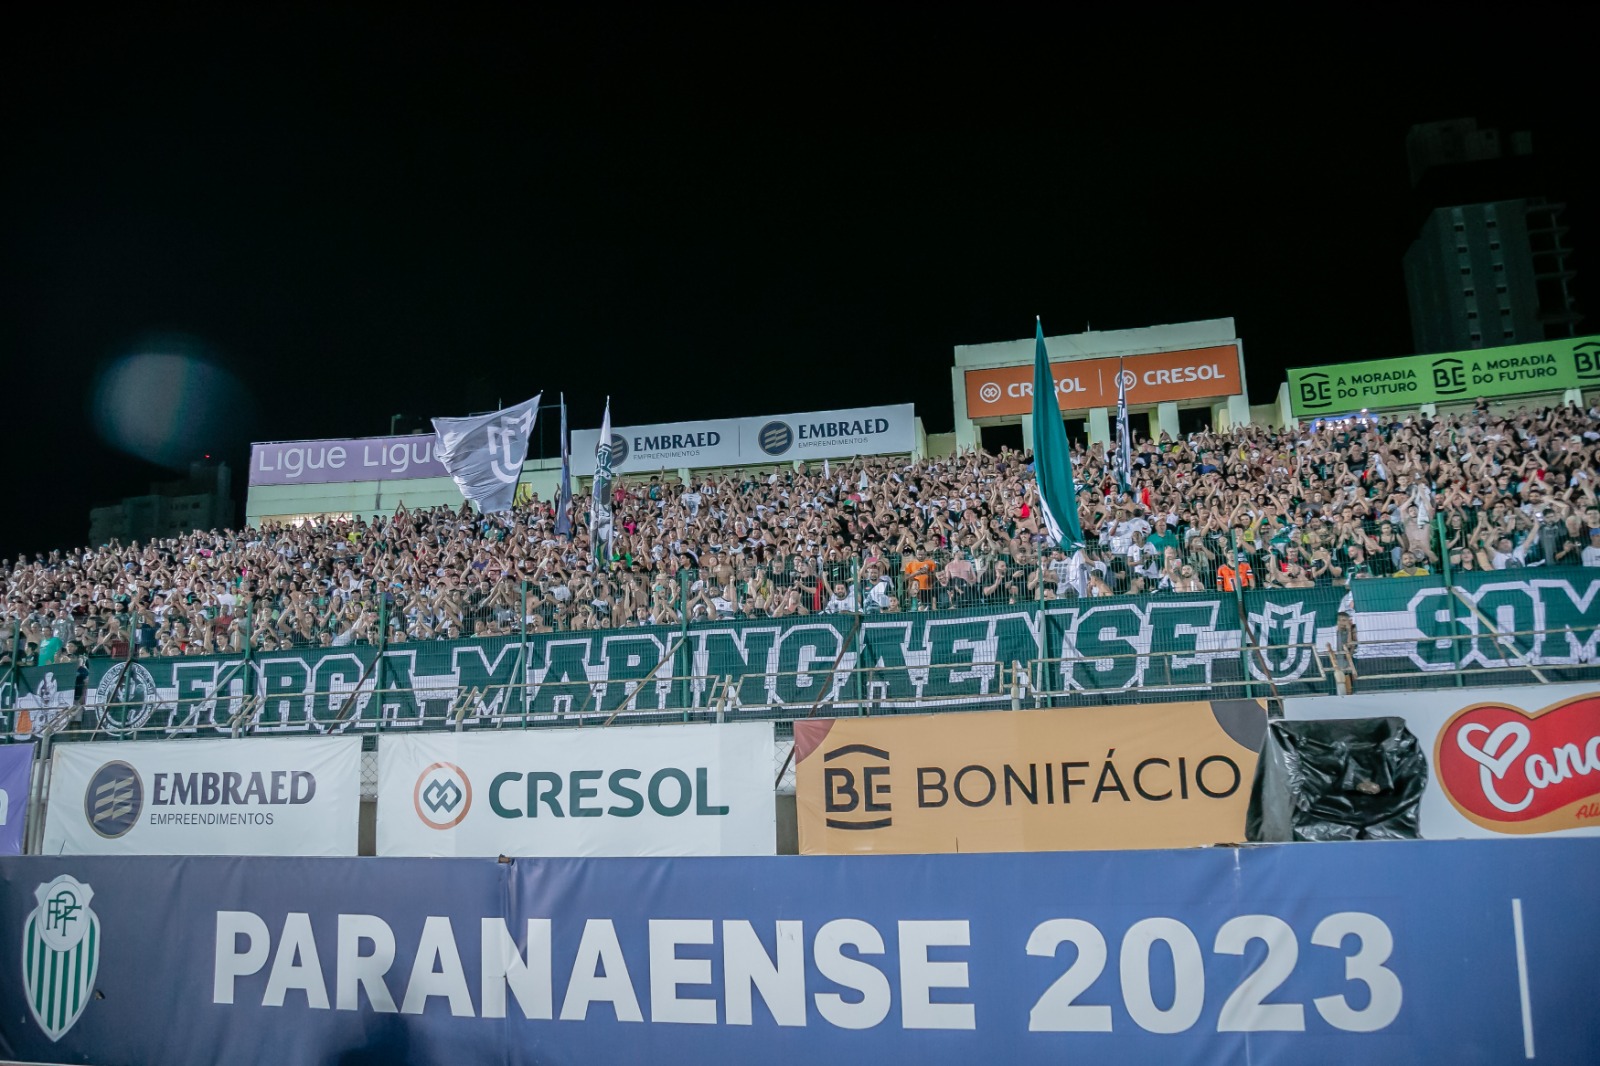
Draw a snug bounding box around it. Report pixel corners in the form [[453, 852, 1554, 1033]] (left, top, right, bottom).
[[1402, 119, 1580, 353], [87, 460, 235, 547]]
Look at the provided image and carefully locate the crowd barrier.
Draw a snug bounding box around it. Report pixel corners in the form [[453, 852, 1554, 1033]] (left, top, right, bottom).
[[4, 568, 1598, 739], [2, 840, 1596, 1064]]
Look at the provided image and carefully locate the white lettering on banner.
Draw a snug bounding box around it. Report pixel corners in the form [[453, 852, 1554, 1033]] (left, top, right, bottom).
[[1455, 721, 1600, 814], [210, 910, 1402, 1034], [1143, 365, 1224, 386]]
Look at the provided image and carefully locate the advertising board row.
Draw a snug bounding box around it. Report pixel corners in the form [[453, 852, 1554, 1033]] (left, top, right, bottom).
[[1287, 333, 1600, 416], [569, 402, 915, 475], [4, 839, 1598, 1063], [18, 678, 1600, 858], [962, 343, 1243, 419], [249, 404, 917, 486]]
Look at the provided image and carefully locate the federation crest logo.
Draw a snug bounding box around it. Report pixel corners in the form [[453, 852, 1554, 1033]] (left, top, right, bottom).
[[23, 875, 101, 1042], [1247, 601, 1320, 682], [413, 762, 472, 829], [757, 420, 793, 456], [94, 662, 161, 734]]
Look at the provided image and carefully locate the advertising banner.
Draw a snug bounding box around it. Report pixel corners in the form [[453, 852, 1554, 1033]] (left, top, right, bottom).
[[1285, 682, 1600, 840], [0, 745, 31, 855], [249, 434, 449, 486], [571, 404, 916, 475], [1287, 333, 1600, 416], [7, 570, 1600, 740], [42, 737, 360, 856], [3, 839, 1599, 1064], [963, 344, 1243, 419], [794, 702, 1266, 854], [377, 723, 775, 857]]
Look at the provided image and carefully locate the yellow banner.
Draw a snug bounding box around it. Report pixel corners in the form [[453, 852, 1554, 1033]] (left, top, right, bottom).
[[794, 702, 1266, 854]]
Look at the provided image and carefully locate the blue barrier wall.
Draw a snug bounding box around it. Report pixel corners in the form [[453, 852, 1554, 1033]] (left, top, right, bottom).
[[1, 840, 1595, 1064]]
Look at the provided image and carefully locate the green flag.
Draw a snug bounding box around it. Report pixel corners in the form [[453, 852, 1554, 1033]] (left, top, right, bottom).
[[1031, 318, 1085, 546]]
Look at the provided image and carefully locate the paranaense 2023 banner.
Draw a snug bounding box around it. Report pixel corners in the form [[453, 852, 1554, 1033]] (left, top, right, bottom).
[[1, 840, 1597, 1063]]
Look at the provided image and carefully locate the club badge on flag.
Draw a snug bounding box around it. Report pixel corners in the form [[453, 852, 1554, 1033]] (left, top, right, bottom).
[[431, 394, 542, 513], [555, 394, 573, 538], [23, 874, 101, 1042]]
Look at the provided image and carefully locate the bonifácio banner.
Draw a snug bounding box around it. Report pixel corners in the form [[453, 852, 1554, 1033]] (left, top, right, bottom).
[[43, 737, 360, 856], [0, 745, 31, 855], [571, 403, 915, 475], [1285, 683, 1600, 840], [795, 702, 1266, 854], [377, 723, 775, 857], [1, 840, 1597, 1064]]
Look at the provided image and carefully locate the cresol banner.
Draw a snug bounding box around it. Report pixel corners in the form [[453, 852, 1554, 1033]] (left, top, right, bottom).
[[1285, 682, 1600, 840], [571, 403, 915, 475], [5, 571, 1599, 739], [377, 724, 775, 857], [0, 745, 31, 855], [1, 841, 1598, 1063], [795, 702, 1265, 854], [42, 737, 361, 856], [249, 434, 448, 486]]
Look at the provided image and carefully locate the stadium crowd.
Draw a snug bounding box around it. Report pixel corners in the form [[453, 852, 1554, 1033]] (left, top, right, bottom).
[[4, 401, 1600, 665]]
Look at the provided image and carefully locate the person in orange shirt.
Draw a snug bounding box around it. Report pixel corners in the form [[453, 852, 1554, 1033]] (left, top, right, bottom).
[[902, 545, 937, 608], [1216, 554, 1256, 591]]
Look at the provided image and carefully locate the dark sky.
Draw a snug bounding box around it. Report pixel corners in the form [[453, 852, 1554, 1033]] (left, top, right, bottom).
[[2, 11, 1592, 558]]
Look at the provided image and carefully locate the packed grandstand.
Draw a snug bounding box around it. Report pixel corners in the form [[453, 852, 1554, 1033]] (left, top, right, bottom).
[[4, 398, 1599, 667]]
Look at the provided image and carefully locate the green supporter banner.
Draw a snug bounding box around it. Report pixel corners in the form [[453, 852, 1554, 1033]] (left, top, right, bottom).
[[6, 569, 1599, 737], [1287, 334, 1600, 416]]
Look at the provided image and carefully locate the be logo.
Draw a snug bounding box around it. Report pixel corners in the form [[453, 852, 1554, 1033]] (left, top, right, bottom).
[[413, 762, 472, 830], [1574, 341, 1600, 382], [823, 743, 892, 830], [1296, 373, 1332, 410], [1431, 357, 1467, 395]]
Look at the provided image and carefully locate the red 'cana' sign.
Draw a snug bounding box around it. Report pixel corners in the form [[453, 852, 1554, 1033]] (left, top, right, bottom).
[[1435, 694, 1600, 834]]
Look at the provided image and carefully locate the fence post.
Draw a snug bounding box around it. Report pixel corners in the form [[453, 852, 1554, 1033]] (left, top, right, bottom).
[[1230, 530, 1255, 700], [1034, 546, 1048, 708], [851, 557, 866, 715], [677, 570, 691, 712], [241, 597, 256, 731], [1436, 513, 1465, 687], [374, 595, 388, 726]]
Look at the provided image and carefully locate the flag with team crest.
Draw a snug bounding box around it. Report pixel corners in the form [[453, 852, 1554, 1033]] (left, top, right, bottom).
[[591, 398, 616, 568], [431, 394, 542, 513]]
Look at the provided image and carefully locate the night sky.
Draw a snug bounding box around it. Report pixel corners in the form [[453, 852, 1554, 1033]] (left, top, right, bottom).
[[2, 11, 1592, 558]]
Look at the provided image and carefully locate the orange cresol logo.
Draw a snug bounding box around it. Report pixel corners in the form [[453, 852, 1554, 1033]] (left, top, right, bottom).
[[1435, 694, 1600, 834]]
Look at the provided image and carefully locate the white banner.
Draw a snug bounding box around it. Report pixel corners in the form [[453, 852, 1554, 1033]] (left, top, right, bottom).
[[1284, 683, 1600, 840], [43, 737, 361, 856], [572, 403, 915, 474], [376, 723, 775, 857]]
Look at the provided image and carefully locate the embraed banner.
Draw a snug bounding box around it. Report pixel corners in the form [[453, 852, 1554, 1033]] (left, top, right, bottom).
[[376, 723, 776, 857], [42, 737, 360, 856], [794, 702, 1266, 854]]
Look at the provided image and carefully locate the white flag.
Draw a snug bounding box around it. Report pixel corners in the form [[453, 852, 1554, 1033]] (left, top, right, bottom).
[[592, 399, 616, 569], [431, 395, 541, 513]]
